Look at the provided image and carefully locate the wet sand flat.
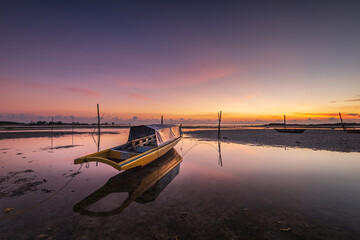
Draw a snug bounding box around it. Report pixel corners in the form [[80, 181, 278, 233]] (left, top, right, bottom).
[[0, 131, 118, 140], [186, 129, 360, 152]]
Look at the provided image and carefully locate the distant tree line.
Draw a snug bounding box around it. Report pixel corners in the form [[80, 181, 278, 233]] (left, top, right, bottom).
[[28, 121, 88, 125], [1, 120, 116, 126], [0, 121, 24, 125]]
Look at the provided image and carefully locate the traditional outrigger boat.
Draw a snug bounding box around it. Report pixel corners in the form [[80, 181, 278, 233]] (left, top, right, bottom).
[[74, 124, 181, 170], [275, 115, 305, 134], [275, 128, 305, 133]]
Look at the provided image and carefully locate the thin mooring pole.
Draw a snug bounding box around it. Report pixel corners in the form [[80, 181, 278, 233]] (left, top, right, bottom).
[[72, 116, 74, 133], [72, 116, 74, 145], [97, 104, 100, 136], [339, 112, 346, 132], [97, 104, 101, 152], [284, 115, 286, 130], [161, 115, 163, 125], [217, 111, 222, 139], [51, 117, 53, 150]]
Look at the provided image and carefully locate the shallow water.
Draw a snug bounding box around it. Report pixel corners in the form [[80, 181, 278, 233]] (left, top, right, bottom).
[[0, 129, 360, 239]]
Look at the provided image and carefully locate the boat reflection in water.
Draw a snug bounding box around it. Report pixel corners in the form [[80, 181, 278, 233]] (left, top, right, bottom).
[[73, 148, 182, 217]]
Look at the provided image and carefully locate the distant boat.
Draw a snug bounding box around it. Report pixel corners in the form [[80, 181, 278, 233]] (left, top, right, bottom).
[[73, 148, 182, 217], [74, 124, 182, 170], [275, 128, 305, 133], [339, 112, 360, 134], [345, 129, 360, 133], [274, 115, 305, 134]]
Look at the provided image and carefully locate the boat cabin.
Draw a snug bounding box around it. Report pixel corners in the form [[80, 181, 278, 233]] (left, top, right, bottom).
[[102, 124, 180, 163]]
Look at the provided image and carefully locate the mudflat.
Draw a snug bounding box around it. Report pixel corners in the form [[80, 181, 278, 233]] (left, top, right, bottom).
[[185, 129, 360, 152]]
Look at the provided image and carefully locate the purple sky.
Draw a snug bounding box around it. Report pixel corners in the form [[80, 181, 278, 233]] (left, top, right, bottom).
[[1, 1, 359, 124]]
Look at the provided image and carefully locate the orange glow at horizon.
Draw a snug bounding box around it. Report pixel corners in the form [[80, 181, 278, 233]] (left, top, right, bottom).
[[1, 72, 359, 124]]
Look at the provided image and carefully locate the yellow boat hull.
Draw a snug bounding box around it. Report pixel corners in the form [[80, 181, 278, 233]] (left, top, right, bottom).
[[74, 137, 181, 171]]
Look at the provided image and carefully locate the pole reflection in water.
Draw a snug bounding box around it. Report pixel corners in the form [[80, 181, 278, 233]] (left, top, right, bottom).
[[218, 141, 222, 167], [97, 131, 100, 153], [73, 148, 182, 217]]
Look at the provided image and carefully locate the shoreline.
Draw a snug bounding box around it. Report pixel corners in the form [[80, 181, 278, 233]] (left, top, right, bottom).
[[0, 131, 118, 140]]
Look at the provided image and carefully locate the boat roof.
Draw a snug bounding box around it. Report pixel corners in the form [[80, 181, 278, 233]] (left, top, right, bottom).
[[128, 124, 181, 146]]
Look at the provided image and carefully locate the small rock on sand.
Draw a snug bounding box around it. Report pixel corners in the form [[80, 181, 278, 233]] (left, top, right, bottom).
[[41, 188, 54, 194], [4, 208, 14, 214], [37, 234, 49, 239], [66, 172, 81, 177], [280, 227, 292, 232]]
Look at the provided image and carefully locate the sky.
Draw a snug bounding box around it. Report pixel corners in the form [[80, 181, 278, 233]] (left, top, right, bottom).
[[0, 0, 359, 124]]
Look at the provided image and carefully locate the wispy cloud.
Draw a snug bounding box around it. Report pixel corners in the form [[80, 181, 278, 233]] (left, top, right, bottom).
[[113, 63, 238, 89], [294, 112, 339, 117], [345, 98, 360, 102], [121, 91, 152, 101], [294, 112, 359, 117], [1, 75, 100, 98], [62, 87, 100, 97], [0, 75, 53, 90]]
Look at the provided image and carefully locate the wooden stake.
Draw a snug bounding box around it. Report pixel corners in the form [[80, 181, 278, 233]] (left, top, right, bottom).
[[97, 104, 100, 136], [339, 112, 346, 132], [51, 117, 53, 150], [218, 111, 222, 139], [72, 116, 74, 133], [72, 116, 74, 146], [284, 115, 286, 130], [97, 104, 101, 152], [161, 115, 163, 125]]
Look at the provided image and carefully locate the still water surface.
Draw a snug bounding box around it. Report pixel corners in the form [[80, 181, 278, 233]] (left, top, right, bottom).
[[0, 129, 359, 239]]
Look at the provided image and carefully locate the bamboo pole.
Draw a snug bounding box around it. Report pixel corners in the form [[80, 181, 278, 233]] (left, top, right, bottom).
[[217, 111, 222, 139], [161, 115, 163, 125], [284, 115, 286, 130], [218, 141, 223, 167], [72, 116, 74, 146], [97, 104, 101, 152], [51, 117, 53, 150], [72, 116, 74, 133], [339, 112, 346, 132], [97, 104, 100, 136]]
